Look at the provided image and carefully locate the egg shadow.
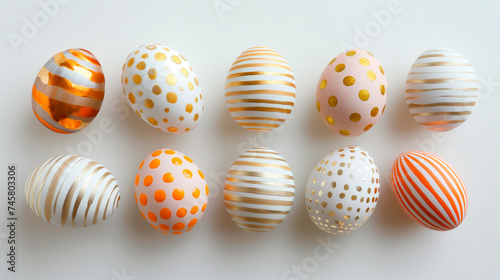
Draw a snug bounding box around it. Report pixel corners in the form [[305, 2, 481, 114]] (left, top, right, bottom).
[[387, 85, 422, 139], [302, 96, 336, 141], [370, 167, 420, 238]]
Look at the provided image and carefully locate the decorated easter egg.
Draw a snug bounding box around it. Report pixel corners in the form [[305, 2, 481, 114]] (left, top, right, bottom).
[[225, 46, 296, 132], [32, 49, 105, 134], [121, 44, 203, 134], [305, 146, 380, 234], [135, 148, 208, 234], [405, 47, 479, 132], [224, 147, 295, 232], [24, 155, 120, 228], [391, 151, 468, 231], [316, 49, 387, 136]]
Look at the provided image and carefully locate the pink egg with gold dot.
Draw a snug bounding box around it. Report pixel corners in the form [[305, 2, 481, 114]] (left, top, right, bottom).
[[316, 49, 387, 137], [134, 148, 208, 234]]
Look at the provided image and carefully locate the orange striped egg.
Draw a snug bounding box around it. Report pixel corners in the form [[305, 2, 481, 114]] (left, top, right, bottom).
[[32, 49, 105, 134], [225, 46, 296, 132], [391, 151, 468, 231]]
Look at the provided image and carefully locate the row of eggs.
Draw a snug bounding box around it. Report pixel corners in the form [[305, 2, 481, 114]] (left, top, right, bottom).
[[25, 146, 468, 234], [32, 45, 479, 136]]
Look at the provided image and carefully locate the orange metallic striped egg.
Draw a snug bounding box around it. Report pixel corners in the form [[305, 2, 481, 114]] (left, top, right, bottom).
[[32, 49, 105, 134], [391, 151, 468, 231]]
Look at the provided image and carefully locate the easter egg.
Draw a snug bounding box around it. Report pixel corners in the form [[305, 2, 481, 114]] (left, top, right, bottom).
[[224, 147, 295, 232], [134, 148, 208, 234], [121, 44, 203, 134], [225, 46, 296, 132], [405, 47, 479, 132], [305, 146, 380, 234], [24, 155, 120, 228], [391, 151, 468, 231], [316, 49, 387, 136], [32, 49, 105, 134]]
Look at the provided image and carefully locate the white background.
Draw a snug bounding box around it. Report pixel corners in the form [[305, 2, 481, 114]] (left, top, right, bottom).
[[1, 0, 499, 279]]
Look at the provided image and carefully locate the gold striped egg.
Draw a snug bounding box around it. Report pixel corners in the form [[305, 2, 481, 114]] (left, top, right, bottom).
[[32, 49, 105, 134], [225, 46, 296, 132], [24, 155, 120, 228], [406, 47, 479, 132], [392, 151, 468, 231], [224, 147, 295, 232]]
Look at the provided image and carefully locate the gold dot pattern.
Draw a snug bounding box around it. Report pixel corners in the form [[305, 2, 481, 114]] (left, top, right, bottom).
[[315, 48, 388, 137], [343, 76, 355, 86], [121, 43, 203, 134], [320, 79, 327, 89], [350, 113, 361, 122], [305, 146, 380, 234], [328, 96, 337, 107]]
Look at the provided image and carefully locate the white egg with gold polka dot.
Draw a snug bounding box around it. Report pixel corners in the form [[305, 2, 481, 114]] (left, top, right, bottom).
[[305, 146, 380, 235], [121, 44, 203, 133], [316, 49, 387, 137]]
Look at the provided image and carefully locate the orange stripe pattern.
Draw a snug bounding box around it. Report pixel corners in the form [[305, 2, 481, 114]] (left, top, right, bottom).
[[32, 48, 105, 133], [225, 47, 296, 132], [391, 151, 468, 231]]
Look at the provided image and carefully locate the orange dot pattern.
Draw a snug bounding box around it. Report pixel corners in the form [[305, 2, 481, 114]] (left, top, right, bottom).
[[134, 148, 208, 235], [121, 43, 204, 134]]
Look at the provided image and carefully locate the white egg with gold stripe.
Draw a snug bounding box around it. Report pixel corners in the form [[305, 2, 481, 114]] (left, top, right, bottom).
[[225, 46, 296, 132], [224, 147, 295, 232], [24, 155, 120, 228], [406, 47, 479, 132]]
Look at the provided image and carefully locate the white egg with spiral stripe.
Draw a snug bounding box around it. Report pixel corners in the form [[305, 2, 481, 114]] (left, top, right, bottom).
[[406, 47, 479, 132], [305, 146, 380, 234], [224, 147, 295, 232], [24, 155, 120, 228], [225, 46, 296, 132]]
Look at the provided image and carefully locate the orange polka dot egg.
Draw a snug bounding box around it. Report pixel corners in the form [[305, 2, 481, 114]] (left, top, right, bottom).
[[134, 148, 208, 234], [316, 49, 387, 137], [121, 44, 203, 134]]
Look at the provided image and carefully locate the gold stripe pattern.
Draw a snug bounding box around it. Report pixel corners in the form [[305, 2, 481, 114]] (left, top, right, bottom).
[[405, 47, 479, 132], [225, 46, 295, 132], [224, 147, 295, 232], [24, 155, 120, 228], [32, 48, 105, 134]]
